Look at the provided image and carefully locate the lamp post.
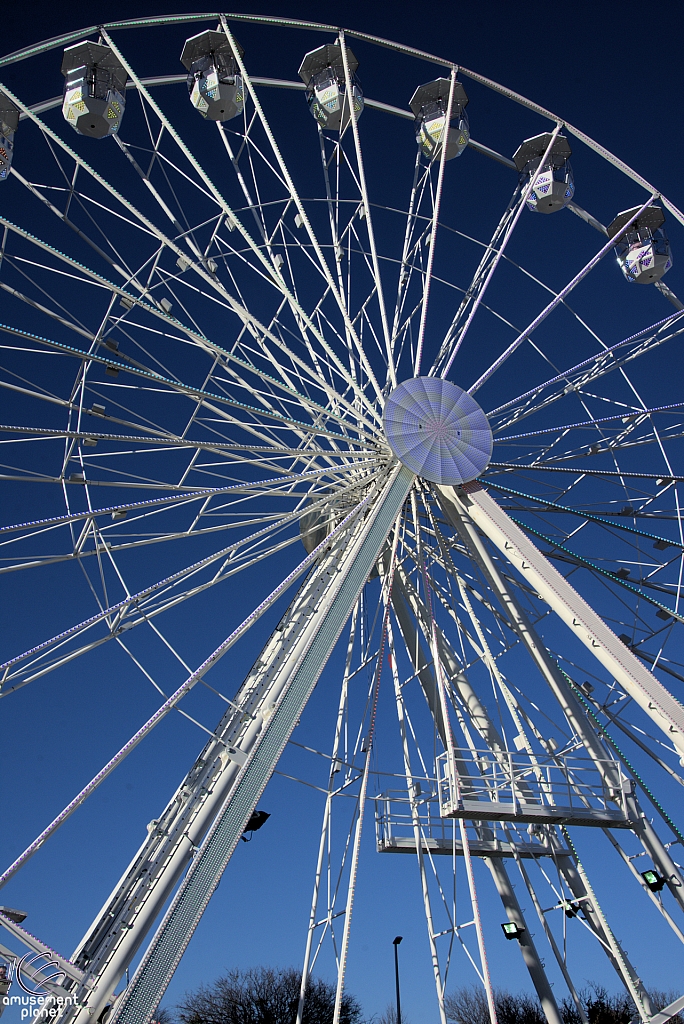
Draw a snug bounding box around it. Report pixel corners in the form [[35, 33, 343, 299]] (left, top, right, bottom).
[[392, 936, 403, 1024]]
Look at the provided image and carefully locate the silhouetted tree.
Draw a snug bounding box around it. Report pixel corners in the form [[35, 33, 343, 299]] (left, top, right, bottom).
[[175, 966, 362, 1024], [560, 986, 683, 1024], [445, 986, 544, 1024], [559, 985, 632, 1024], [377, 1006, 410, 1024], [445, 985, 683, 1024], [152, 1011, 174, 1024]]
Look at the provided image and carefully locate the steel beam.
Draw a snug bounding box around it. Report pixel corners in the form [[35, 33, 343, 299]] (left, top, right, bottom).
[[649, 993, 684, 1024], [95, 464, 414, 1024], [439, 482, 684, 759], [436, 483, 659, 1004], [436, 485, 620, 781], [389, 582, 563, 1024], [443, 800, 632, 828], [622, 783, 684, 913], [485, 856, 563, 1024], [377, 835, 569, 858]]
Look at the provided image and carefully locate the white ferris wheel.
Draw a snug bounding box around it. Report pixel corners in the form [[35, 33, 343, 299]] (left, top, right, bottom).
[[0, 13, 684, 1024]]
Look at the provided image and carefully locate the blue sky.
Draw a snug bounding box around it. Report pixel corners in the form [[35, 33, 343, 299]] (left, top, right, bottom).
[[1, 2, 684, 1023]]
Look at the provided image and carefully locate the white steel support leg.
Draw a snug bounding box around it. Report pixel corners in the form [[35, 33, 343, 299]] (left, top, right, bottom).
[[600, 828, 684, 945], [550, 844, 652, 1009], [66, 465, 413, 1024], [387, 617, 448, 1024], [505, 845, 590, 1024], [332, 526, 400, 1024], [436, 485, 619, 778], [390, 581, 563, 1024], [436, 484, 660, 1004], [438, 483, 684, 758], [622, 786, 684, 913], [296, 604, 360, 1024], [560, 828, 651, 1021], [484, 858, 563, 1024], [411, 493, 498, 1024]]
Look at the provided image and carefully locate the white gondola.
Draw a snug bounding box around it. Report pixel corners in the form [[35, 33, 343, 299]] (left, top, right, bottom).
[[180, 30, 244, 122], [608, 205, 673, 284], [513, 132, 575, 213], [410, 78, 469, 161], [61, 41, 127, 138], [299, 43, 364, 131]]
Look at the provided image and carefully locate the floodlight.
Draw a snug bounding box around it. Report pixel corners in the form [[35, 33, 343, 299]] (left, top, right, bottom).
[[0, 906, 27, 923], [641, 869, 666, 892], [241, 809, 270, 841]]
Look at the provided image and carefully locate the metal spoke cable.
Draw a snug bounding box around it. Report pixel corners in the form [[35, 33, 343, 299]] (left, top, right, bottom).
[[217, 17, 385, 411], [440, 125, 565, 379], [488, 310, 684, 427], [430, 184, 521, 377], [412, 492, 498, 1024], [414, 67, 457, 376], [469, 198, 658, 396], [0, 472, 376, 682], [0, 484, 379, 889], [339, 31, 396, 389], [332, 517, 400, 1024]]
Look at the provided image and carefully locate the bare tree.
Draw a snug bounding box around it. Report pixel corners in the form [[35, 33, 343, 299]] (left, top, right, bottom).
[[377, 1005, 410, 1024], [445, 986, 544, 1024], [152, 1011, 175, 1024], [560, 986, 684, 1024], [174, 966, 362, 1024], [446, 985, 684, 1024], [559, 985, 632, 1024]]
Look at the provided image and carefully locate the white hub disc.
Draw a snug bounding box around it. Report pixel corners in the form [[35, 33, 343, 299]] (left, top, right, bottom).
[[382, 377, 493, 485]]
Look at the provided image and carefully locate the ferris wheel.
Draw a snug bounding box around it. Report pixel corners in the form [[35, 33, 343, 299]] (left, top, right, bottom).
[[1, 13, 684, 1024]]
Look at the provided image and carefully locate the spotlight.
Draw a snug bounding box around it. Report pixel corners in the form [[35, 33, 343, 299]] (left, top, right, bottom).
[[641, 869, 666, 892], [501, 922, 524, 940], [241, 810, 270, 841]]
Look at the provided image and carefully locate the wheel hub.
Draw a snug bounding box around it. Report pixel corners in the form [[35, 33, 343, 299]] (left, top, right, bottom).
[[382, 376, 493, 485]]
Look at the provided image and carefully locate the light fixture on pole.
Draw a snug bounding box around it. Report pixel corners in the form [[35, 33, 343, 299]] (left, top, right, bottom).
[[392, 935, 403, 1024]]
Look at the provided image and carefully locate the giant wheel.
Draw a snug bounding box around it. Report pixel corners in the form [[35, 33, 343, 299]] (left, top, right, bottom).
[[1, 14, 684, 1024]]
